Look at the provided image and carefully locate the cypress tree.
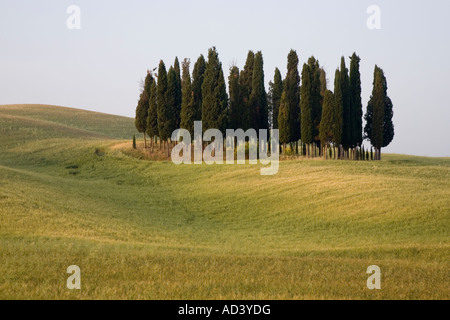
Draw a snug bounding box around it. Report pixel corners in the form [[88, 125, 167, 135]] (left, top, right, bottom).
[[240, 51, 255, 130], [201, 47, 228, 133], [228, 65, 243, 130], [135, 91, 148, 146], [249, 51, 268, 131], [146, 79, 158, 149], [364, 66, 385, 160], [272, 68, 283, 129], [173, 57, 182, 129], [192, 55, 206, 121], [319, 90, 335, 153], [300, 63, 314, 151], [135, 71, 153, 148], [278, 92, 290, 153], [166, 66, 178, 137], [333, 69, 344, 155], [132, 134, 136, 149], [308, 57, 322, 153], [284, 50, 301, 143], [180, 58, 196, 137], [157, 60, 170, 147], [320, 68, 327, 98], [383, 96, 394, 148], [349, 53, 363, 147], [339, 57, 352, 150]]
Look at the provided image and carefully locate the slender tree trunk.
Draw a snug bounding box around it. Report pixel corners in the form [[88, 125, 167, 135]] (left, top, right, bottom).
[[143, 133, 147, 149], [167, 140, 170, 158]]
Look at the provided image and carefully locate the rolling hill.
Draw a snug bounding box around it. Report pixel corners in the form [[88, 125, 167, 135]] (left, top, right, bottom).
[[0, 104, 449, 299]]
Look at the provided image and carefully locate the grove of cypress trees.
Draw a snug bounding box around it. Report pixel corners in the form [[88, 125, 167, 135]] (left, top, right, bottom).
[[249, 51, 268, 131], [201, 47, 228, 133], [192, 54, 206, 122], [180, 58, 196, 137], [271, 68, 283, 129]]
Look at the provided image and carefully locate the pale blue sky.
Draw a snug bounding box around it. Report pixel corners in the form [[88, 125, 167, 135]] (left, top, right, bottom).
[[1, 0, 449, 156]]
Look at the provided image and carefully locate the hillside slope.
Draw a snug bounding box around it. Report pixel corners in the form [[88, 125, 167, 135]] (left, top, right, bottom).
[[0, 104, 136, 140], [0, 104, 449, 299]]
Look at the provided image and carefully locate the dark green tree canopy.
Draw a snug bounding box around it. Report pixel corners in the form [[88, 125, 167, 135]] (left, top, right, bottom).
[[173, 57, 182, 129], [249, 51, 268, 131], [271, 68, 283, 129], [284, 49, 301, 142], [157, 60, 170, 141], [333, 68, 343, 146], [228, 65, 243, 130], [240, 51, 255, 130], [192, 54, 206, 121], [278, 91, 290, 145], [349, 53, 363, 146], [146, 79, 158, 138], [364, 65, 394, 149], [166, 66, 178, 135], [135, 71, 153, 134], [300, 62, 313, 144], [319, 89, 335, 146], [364, 65, 385, 149], [383, 96, 394, 147], [339, 56, 353, 149], [201, 47, 228, 132], [308, 57, 322, 144], [180, 58, 196, 136]]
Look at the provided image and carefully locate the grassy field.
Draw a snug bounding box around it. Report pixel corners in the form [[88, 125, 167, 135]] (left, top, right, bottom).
[[0, 104, 448, 299]]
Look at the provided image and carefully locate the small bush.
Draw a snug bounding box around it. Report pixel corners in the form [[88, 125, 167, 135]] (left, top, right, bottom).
[[95, 148, 105, 156]]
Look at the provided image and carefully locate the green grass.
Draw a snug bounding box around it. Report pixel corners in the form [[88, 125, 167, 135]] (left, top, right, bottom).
[[0, 104, 449, 299]]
